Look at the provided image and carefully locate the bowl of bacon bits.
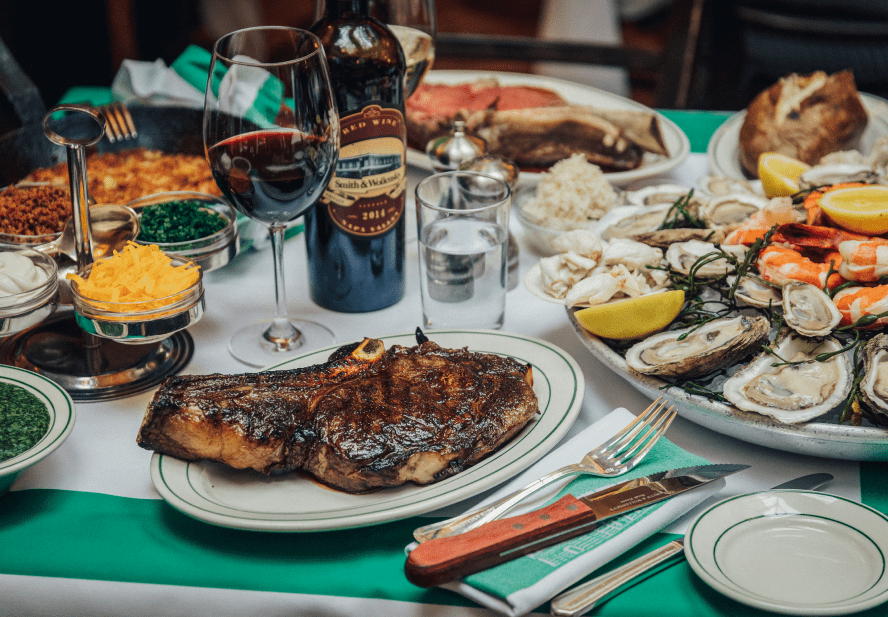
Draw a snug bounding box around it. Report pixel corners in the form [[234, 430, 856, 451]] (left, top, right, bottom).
[[128, 191, 239, 272], [67, 242, 203, 344], [0, 184, 72, 249]]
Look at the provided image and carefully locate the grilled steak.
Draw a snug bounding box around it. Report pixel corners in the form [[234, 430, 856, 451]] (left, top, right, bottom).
[[137, 335, 538, 493]]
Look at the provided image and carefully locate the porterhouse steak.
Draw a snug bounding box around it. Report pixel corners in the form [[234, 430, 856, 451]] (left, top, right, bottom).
[[137, 334, 538, 493]]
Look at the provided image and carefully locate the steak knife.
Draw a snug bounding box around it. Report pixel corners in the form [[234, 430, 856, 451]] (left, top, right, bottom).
[[548, 472, 834, 617], [404, 463, 748, 588]]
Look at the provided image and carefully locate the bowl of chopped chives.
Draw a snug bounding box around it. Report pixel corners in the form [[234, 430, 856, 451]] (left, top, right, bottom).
[[68, 242, 204, 344], [0, 364, 76, 495], [128, 191, 239, 272]]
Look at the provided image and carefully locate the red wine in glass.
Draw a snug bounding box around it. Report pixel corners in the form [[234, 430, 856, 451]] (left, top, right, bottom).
[[204, 26, 340, 367], [208, 129, 336, 224]]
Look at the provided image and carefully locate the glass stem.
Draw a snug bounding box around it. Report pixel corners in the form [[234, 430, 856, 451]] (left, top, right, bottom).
[[264, 224, 302, 351]]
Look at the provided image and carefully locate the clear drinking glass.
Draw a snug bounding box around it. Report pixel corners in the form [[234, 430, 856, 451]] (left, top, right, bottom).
[[204, 26, 340, 367], [415, 171, 511, 330], [314, 0, 436, 97]]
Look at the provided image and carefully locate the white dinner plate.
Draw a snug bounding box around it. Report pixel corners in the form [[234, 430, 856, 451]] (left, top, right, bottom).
[[707, 92, 888, 180], [408, 70, 690, 186], [566, 309, 888, 461], [685, 490, 888, 615], [150, 329, 584, 532], [0, 365, 76, 493]]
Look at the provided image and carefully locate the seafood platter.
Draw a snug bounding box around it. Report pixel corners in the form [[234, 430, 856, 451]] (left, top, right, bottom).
[[522, 71, 888, 461]]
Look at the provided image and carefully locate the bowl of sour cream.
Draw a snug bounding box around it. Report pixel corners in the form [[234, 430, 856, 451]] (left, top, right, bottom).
[[0, 248, 59, 336]]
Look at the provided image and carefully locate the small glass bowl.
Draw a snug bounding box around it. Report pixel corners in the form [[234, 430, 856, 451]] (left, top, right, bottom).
[[69, 255, 204, 345], [0, 248, 59, 336], [0, 183, 72, 251], [513, 186, 592, 256], [127, 191, 240, 272]]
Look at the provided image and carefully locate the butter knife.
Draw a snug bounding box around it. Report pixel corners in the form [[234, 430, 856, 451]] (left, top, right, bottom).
[[404, 463, 749, 588], [549, 472, 834, 616]]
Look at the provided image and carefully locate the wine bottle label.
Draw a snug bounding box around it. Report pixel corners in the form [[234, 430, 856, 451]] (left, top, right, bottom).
[[320, 104, 406, 237]]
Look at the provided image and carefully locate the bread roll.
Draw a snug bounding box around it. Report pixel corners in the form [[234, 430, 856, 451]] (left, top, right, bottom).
[[738, 70, 868, 177]]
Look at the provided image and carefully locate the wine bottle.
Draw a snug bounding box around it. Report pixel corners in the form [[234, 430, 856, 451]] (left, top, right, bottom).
[[306, 0, 407, 312]]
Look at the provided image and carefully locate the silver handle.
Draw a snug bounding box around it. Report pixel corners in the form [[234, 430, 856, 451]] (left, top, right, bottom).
[[413, 464, 583, 543], [550, 539, 685, 617]]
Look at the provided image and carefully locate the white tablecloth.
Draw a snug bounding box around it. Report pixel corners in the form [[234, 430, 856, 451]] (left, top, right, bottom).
[[4, 154, 863, 617]]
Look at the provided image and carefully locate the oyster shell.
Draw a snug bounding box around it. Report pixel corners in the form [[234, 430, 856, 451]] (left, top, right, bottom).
[[859, 333, 888, 426], [722, 331, 852, 424], [665, 240, 747, 278], [781, 281, 841, 337], [698, 193, 768, 228], [697, 174, 760, 197], [595, 204, 672, 241], [624, 314, 770, 379], [632, 227, 726, 250], [624, 183, 695, 207], [798, 163, 879, 190], [729, 274, 782, 308]]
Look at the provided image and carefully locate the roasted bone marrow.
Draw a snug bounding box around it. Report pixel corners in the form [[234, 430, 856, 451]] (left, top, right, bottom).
[[137, 337, 538, 493]]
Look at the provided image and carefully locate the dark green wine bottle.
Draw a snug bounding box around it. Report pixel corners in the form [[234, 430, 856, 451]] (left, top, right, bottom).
[[306, 0, 407, 312]]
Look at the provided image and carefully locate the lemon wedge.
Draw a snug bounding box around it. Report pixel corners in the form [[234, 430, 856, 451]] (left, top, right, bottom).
[[758, 152, 811, 198], [574, 290, 685, 340], [818, 185, 888, 235]]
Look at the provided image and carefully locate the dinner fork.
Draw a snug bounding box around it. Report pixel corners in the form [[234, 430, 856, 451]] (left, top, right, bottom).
[[96, 102, 138, 143], [412, 397, 677, 543]]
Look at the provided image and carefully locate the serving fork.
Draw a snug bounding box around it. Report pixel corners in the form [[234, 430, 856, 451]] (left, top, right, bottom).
[[96, 102, 138, 143], [413, 397, 678, 543]]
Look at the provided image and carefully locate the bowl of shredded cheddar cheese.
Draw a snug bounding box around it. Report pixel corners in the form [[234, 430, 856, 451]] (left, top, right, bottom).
[[68, 242, 204, 344]]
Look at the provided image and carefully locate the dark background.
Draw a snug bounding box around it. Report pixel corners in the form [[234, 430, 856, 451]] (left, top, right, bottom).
[[2, 0, 887, 129]]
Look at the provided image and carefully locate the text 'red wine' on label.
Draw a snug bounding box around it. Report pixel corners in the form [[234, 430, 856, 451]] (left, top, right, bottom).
[[320, 105, 406, 237]]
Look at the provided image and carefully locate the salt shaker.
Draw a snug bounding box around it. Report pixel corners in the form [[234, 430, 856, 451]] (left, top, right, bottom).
[[425, 121, 486, 173]]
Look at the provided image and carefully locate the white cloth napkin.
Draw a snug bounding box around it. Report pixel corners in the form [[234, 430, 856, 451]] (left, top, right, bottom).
[[408, 408, 727, 616], [111, 58, 206, 109]]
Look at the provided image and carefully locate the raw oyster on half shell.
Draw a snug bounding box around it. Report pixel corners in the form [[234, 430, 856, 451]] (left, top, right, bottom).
[[624, 183, 695, 207], [781, 281, 841, 337], [666, 240, 747, 278], [798, 163, 879, 189], [595, 204, 672, 241], [624, 314, 769, 379], [632, 227, 726, 250], [729, 274, 782, 308], [698, 193, 768, 228], [722, 331, 852, 424], [859, 333, 888, 426]]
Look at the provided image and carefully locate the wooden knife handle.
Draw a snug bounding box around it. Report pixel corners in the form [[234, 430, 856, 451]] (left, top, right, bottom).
[[405, 493, 597, 588]]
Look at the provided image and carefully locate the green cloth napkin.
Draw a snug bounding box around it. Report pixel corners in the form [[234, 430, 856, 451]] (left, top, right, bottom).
[[407, 408, 725, 616]]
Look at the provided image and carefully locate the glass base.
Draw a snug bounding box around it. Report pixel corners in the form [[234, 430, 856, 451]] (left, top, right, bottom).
[[228, 319, 335, 368]]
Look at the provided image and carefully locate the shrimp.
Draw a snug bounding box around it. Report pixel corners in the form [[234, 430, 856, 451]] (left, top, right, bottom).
[[772, 223, 870, 251], [724, 197, 801, 246], [833, 285, 888, 327], [838, 239, 888, 282], [757, 245, 844, 289]]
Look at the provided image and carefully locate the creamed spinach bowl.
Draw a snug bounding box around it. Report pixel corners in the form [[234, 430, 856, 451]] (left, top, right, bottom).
[[0, 365, 75, 494]]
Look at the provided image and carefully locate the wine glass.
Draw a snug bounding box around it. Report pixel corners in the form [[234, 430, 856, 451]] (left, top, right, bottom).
[[204, 26, 339, 367], [314, 0, 436, 98]]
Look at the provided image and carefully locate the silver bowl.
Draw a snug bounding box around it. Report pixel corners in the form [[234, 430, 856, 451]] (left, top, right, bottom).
[[69, 254, 204, 345], [0, 248, 59, 336], [128, 191, 240, 273]]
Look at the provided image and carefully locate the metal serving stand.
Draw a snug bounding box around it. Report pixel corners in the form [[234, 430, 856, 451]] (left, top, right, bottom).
[[0, 106, 193, 401]]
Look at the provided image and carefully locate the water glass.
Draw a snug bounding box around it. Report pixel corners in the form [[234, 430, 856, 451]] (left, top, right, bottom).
[[415, 171, 511, 329]]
